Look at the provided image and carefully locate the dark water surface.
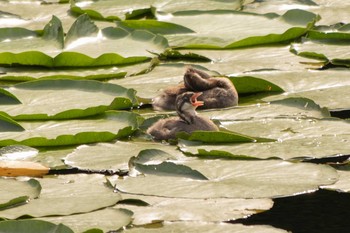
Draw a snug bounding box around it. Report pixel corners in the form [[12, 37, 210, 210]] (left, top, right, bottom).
[[233, 189, 350, 233]]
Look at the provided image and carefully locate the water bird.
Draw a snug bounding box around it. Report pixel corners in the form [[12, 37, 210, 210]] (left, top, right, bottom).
[[147, 92, 219, 140], [152, 67, 238, 111]]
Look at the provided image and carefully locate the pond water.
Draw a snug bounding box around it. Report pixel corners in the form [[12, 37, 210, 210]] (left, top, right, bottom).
[[233, 189, 350, 233]]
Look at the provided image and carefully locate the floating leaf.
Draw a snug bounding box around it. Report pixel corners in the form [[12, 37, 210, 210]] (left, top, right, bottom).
[[179, 118, 350, 160], [116, 20, 194, 35], [0, 174, 121, 219], [39, 208, 133, 233], [115, 159, 338, 198], [200, 97, 330, 121], [132, 149, 208, 180], [0, 111, 142, 147], [0, 79, 138, 120], [176, 131, 259, 143], [64, 141, 186, 172], [0, 16, 168, 67], [118, 194, 273, 225], [0, 178, 41, 211], [0, 220, 73, 233], [122, 221, 288, 233], [162, 9, 317, 48]]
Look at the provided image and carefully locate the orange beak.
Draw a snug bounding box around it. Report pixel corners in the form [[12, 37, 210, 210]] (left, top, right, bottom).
[[191, 92, 204, 107]]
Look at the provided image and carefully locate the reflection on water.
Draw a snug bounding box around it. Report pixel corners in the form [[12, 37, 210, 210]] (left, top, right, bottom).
[[232, 189, 350, 233]]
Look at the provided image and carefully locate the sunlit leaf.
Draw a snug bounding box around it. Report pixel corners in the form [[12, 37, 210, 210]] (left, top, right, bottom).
[[132, 149, 208, 180], [0, 178, 41, 211], [39, 208, 133, 233], [0, 111, 142, 146], [115, 159, 338, 198], [0, 220, 73, 233], [0, 174, 121, 219], [118, 193, 273, 225], [122, 221, 288, 233], [64, 141, 187, 172], [162, 9, 317, 48], [0, 79, 138, 120]]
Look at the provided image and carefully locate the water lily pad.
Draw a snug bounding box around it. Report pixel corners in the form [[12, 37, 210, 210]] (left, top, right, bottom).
[[0, 79, 138, 120], [0, 174, 121, 219], [179, 45, 317, 75], [110, 63, 283, 101], [116, 20, 194, 35], [131, 149, 208, 180], [64, 141, 187, 172], [179, 117, 350, 160], [323, 168, 350, 193], [291, 33, 350, 67], [71, 0, 155, 21], [40, 208, 133, 233], [115, 159, 338, 198], [237, 69, 350, 95], [0, 15, 168, 67], [0, 178, 41, 211], [179, 134, 350, 160], [162, 9, 316, 48], [0, 62, 150, 82], [0, 111, 142, 147], [0, 220, 73, 233], [122, 221, 288, 233], [200, 97, 330, 121], [118, 194, 273, 225]]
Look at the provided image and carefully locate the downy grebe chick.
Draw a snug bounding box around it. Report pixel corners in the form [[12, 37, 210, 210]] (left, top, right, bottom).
[[147, 92, 219, 140], [152, 67, 238, 111]]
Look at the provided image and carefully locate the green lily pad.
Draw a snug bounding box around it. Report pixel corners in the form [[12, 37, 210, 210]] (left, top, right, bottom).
[[0, 111, 142, 147], [323, 168, 350, 193], [39, 208, 133, 233], [0, 178, 41, 211], [200, 97, 330, 121], [0, 113, 24, 132], [0, 79, 138, 120], [179, 117, 350, 160], [110, 63, 283, 101], [291, 33, 350, 67], [0, 174, 122, 219], [118, 194, 273, 225], [116, 20, 194, 35], [162, 9, 316, 48], [131, 149, 208, 180], [179, 134, 350, 160], [71, 0, 155, 21], [178, 45, 317, 75], [0, 15, 168, 67], [156, 0, 244, 13], [115, 159, 338, 198], [122, 221, 288, 233], [176, 130, 259, 143], [0, 62, 150, 82], [236, 69, 350, 95], [0, 220, 73, 233], [64, 141, 187, 172]]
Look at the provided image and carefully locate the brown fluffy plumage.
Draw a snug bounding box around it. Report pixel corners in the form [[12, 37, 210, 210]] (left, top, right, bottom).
[[147, 92, 219, 140], [152, 67, 238, 111]]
